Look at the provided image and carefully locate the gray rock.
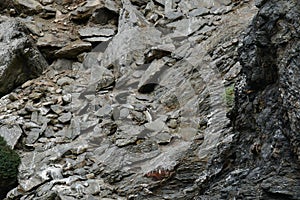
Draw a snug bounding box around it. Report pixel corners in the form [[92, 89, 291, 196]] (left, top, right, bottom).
[[79, 27, 115, 37], [101, 27, 162, 69], [167, 118, 178, 129], [13, 0, 44, 14], [23, 21, 44, 37], [3, 0, 300, 200], [95, 104, 112, 117], [0, 124, 23, 149], [55, 40, 92, 59], [57, 77, 74, 86], [62, 94, 72, 103], [39, 107, 50, 116], [58, 112, 72, 123], [189, 8, 210, 17], [155, 132, 172, 144], [138, 59, 167, 93], [26, 128, 41, 144], [165, 11, 183, 20], [82, 36, 112, 43], [0, 17, 48, 97], [90, 6, 119, 25], [209, 0, 300, 199], [166, 17, 206, 36], [24, 121, 40, 129], [144, 117, 168, 132], [50, 105, 64, 114], [40, 0, 54, 5], [49, 59, 73, 71], [261, 176, 300, 198], [37, 33, 70, 48], [86, 53, 115, 91]]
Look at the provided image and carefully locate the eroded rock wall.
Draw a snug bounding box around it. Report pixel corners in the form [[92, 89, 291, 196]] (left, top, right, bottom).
[[203, 0, 300, 199], [0, 0, 299, 199]]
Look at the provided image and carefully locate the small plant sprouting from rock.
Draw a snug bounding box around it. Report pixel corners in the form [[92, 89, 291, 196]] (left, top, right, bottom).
[[0, 135, 21, 198], [225, 85, 235, 108]]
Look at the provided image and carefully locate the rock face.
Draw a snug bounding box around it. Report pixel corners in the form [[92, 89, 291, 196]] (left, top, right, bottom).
[[0, 17, 48, 97], [0, 0, 299, 199], [203, 0, 300, 199]]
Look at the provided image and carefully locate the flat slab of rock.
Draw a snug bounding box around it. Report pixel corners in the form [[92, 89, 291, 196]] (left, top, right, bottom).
[[55, 40, 92, 59], [58, 112, 72, 123], [37, 33, 70, 48], [83, 36, 112, 42], [79, 27, 115, 43], [79, 27, 115, 37]]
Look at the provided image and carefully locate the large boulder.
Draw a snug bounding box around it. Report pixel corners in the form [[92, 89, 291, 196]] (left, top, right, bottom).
[[0, 16, 48, 97]]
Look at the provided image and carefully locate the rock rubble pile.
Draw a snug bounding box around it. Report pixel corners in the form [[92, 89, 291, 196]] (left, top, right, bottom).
[[0, 0, 299, 199]]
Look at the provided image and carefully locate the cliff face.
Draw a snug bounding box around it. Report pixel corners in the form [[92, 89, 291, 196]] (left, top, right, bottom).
[[238, 0, 300, 163], [0, 0, 299, 199], [207, 0, 300, 199]]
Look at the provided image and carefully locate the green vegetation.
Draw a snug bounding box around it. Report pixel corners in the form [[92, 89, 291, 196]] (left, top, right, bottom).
[[0, 135, 20, 182], [225, 84, 235, 108]]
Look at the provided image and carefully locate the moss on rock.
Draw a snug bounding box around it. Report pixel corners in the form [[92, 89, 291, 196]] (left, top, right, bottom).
[[0, 135, 20, 198], [225, 84, 235, 108]]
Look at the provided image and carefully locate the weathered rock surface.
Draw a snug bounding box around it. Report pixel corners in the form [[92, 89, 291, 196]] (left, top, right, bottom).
[[0, 0, 299, 199], [202, 0, 300, 199], [0, 17, 48, 97]]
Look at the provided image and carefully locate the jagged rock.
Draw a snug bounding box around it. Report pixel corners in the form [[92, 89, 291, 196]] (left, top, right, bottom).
[[202, 0, 300, 199], [0, 17, 48, 97], [23, 21, 44, 37], [70, 1, 102, 23], [58, 112, 72, 123], [95, 104, 112, 118], [1, 0, 300, 199], [138, 59, 167, 93], [26, 128, 42, 144], [238, 0, 300, 158], [12, 0, 44, 15], [50, 105, 64, 114], [0, 124, 23, 149], [86, 52, 115, 91], [166, 17, 207, 37], [144, 117, 167, 132]]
